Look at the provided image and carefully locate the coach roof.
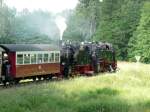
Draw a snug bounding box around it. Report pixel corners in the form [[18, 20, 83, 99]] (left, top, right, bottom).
[[0, 44, 60, 52]]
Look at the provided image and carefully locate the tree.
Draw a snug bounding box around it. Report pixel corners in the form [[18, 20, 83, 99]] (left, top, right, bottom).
[[0, 4, 16, 43], [128, 1, 150, 63], [94, 0, 145, 60], [64, 0, 101, 41]]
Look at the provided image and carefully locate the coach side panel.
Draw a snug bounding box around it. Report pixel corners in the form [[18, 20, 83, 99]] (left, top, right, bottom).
[[16, 63, 60, 78], [15, 51, 60, 78]]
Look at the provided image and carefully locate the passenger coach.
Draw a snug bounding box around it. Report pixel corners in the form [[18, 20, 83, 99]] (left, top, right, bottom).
[[0, 44, 60, 84]]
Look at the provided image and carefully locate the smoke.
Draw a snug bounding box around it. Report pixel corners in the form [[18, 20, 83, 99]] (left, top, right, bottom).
[[55, 16, 67, 41], [3, 0, 77, 43], [13, 10, 61, 41], [1, 8, 70, 43]]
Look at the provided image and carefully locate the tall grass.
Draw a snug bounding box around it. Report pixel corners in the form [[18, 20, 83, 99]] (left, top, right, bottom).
[[0, 62, 150, 112]]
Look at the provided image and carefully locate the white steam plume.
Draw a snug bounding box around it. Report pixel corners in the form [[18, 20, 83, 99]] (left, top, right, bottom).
[[55, 16, 67, 41]]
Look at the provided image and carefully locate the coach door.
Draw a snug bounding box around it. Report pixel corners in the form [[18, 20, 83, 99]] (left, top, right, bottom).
[[0, 52, 2, 77]]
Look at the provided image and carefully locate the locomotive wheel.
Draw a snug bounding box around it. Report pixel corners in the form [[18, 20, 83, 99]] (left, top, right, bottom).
[[97, 64, 100, 73], [2, 81, 6, 86], [68, 67, 72, 76], [14, 79, 20, 84]]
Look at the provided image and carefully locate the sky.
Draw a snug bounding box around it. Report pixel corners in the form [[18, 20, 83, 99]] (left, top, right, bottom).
[[4, 0, 79, 13]]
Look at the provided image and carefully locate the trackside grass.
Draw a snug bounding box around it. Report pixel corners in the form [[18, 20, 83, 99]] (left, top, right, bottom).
[[0, 62, 150, 112]]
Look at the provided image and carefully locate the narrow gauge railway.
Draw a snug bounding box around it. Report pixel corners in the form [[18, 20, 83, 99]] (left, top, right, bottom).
[[0, 77, 62, 89], [0, 42, 117, 86]]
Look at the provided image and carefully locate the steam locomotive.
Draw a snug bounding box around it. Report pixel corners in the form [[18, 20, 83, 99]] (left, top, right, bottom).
[[0, 42, 117, 85]]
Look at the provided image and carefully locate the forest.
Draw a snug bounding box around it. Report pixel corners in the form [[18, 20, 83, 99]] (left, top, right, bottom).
[[0, 0, 150, 63]]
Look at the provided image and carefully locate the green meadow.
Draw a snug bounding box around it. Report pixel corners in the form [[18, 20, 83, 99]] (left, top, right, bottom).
[[0, 62, 150, 112]]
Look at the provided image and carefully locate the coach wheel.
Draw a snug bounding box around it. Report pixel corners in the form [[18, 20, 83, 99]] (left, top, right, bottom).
[[43, 76, 48, 80], [33, 77, 36, 81], [48, 75, 53, 80], [38, 76, 42, 81]]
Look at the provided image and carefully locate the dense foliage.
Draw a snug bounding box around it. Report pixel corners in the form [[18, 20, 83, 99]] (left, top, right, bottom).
[[128, 2, 150, 63], [64, 0, 150, 63], [0, 0, 149, 63], [0, 5, 16, 43]]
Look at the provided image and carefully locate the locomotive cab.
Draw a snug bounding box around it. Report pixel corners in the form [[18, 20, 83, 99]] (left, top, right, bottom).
[[96, 43, 117, 72], [75, 44, 93, 75]]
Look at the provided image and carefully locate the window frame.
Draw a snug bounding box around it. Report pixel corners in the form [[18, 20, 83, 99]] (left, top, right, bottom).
[[43, 53, 49, 63], [16, 54, 24, 65], [16, 51, 60, 65], [49, 52, 55, 63], [31, 54, 37, 64], [37, 53, 43, 64], [55, 52, 60, 62], [24, 54, 31, 64]]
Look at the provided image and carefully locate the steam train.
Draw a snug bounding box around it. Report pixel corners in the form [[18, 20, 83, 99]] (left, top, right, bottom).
[[0, 42, 117, 85]]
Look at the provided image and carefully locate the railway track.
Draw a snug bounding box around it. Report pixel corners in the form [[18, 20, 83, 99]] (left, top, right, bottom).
[[0, 77, 63, 90], [0, 74, 96, 89]]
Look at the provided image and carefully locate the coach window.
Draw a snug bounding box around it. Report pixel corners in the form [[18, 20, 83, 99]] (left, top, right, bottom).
[[31, 54, 37, 64], [43, 54, 48, 63], [49, 53, 54, 62], [38, 54, 43, 63], [17, 54, 23, 64], [55, 53, 60, 62], [24, 54, 30, 64]]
